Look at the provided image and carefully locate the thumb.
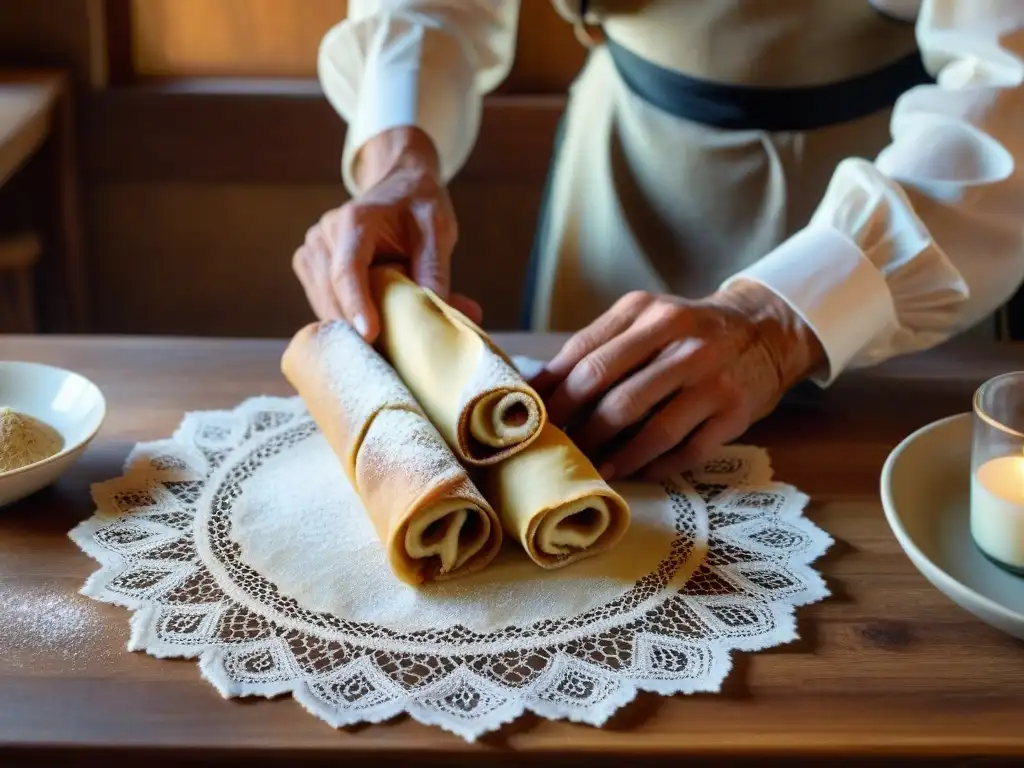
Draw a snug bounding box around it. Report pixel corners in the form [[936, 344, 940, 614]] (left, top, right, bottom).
[[410, 205, 451, 300], [331, 220, 380, 342]]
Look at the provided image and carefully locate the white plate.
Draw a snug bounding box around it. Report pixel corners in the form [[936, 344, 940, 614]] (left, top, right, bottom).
[[881, 412, 1024, 639], [0, 360, 106, 508]]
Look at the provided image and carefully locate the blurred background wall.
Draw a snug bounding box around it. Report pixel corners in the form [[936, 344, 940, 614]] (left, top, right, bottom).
[[0, 1, 1012, 339], [0, 0, 586, 337]]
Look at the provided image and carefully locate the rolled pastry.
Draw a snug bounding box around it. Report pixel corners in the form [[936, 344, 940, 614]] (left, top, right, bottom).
[[369, 267, 546, 466], [483, 423, 630, 568], [281, 320, 502, 585]]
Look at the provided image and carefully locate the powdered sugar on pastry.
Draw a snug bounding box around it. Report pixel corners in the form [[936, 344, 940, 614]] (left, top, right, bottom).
[[356, 408, 497, 579], [281, 319, 502, 584], [314, 320, 422, 430], [460, 345, 543, 449], [367, 267, 546, 465], [356, 408, 466, 505]]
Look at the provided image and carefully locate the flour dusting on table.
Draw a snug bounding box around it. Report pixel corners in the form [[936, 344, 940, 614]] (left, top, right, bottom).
[[0, 583, 112, 670]]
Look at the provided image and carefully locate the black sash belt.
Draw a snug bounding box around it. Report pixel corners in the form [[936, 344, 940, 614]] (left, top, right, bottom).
[[605, 35, 934, 132]]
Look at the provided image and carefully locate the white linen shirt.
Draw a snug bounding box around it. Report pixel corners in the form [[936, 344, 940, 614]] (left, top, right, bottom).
[[318, 0, 1024, 384]]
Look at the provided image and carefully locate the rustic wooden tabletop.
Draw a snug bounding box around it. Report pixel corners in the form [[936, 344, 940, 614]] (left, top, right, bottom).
[[1, 334, 1022, 767]]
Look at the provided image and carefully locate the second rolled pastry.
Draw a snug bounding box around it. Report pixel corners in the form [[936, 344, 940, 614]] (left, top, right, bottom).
[[482, 423, 631, 569], [281, 319, 502, 586], [369, 267, 546, 466]]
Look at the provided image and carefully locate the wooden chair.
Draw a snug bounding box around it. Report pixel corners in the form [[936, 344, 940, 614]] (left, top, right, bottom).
[[0, 71, 88, 334], [0, 232, 40, 333]]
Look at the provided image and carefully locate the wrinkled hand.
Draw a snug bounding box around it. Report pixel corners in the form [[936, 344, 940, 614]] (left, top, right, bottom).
[[531, 282, 825, 481], [293, 126, 481, 341]]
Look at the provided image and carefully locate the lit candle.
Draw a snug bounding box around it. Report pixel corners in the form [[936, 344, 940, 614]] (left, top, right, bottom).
[[970, 454, 1024, 574]]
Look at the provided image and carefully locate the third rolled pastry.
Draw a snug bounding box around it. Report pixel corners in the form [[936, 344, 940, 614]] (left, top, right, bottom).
[[369, 267, 546, 466], [482, 422, 631, 569]]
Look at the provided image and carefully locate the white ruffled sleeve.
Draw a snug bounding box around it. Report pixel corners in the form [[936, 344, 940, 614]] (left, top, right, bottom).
[[723, 0, 1024, 385], [317, 1, 520, 194]]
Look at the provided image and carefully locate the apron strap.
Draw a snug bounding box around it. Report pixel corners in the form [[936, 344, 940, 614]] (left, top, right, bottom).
[[604, 35, 934, 132]]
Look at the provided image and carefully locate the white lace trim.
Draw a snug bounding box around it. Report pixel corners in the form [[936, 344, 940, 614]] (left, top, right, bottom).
[[70, 394, 832, 741]]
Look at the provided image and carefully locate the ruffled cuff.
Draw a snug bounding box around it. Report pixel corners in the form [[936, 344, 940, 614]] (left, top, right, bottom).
[[319, 18, 481, 195], [722, 225, 898, 386]]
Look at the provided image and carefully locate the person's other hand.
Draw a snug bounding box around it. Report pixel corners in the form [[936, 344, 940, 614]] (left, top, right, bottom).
[[530, 281, 825, 481], [293, 126, 482, 341]]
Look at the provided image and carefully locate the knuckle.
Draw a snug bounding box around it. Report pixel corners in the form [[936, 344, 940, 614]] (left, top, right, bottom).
[[318, 206, 339, 227], [291, 246, 310, 273], [600, 388, 643, 427], [644, 416, 679, 450], [697, 306, 731, 337], [656, 299, 684, 323], [646, 300, 686, 333], [336, 201, 366, 229], [569, 354, 608, 394], [560, 333, 595, 364], [304, 223, 322, 247], [672, 340, 717, 383], [316, 209, 344, 240], [617, 290, 652, 315], [714, 372, 743, 404], [327, 257, 353, 284]]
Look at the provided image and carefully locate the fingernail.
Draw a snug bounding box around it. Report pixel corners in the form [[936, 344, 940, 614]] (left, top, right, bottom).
[[598, 463, 615, 480], [353, 314, 369, 337]]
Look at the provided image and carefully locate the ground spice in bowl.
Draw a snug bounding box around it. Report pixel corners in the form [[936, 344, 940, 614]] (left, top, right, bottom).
[[0, 406, 64, 474]]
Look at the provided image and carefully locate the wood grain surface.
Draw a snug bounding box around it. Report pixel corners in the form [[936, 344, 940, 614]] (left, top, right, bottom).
[[1, 334, 1022, 767]]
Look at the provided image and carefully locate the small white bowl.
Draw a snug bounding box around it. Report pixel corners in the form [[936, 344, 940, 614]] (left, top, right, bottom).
[[0, 360, 106, 508], [880, 412, 1024, 640]]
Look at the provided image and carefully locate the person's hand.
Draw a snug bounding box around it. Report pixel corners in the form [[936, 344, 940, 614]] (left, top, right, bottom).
[[293, 126, 482, 341], [530, 281, 826, 481]]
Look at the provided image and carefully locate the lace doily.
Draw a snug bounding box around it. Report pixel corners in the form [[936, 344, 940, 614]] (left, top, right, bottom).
[[70, 372, 832, 741]]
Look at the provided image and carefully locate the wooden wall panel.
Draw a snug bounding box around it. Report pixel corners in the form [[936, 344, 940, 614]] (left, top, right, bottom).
[[131, 0, 348, 79], [84, 179, 542, 337], [2, 0, 574, 337], [506, 1, 588, 93], [0, 0, 106, 86], [81, 86, 564, 185], [76, 86, 561, 337], [130, 0, 586, 92]]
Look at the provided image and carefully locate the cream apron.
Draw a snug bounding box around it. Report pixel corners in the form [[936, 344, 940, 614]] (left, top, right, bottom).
[[523, 0, 930, 331]]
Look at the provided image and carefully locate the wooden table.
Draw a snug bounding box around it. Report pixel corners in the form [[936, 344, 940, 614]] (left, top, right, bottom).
[[1, 334, 1023, 767]]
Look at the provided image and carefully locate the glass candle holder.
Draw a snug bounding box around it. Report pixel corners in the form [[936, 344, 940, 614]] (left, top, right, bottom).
[[971, 372, 1024, 576]]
